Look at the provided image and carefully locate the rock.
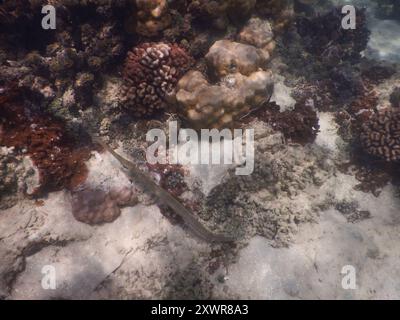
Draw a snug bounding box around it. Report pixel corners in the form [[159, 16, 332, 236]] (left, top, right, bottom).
[[71, 186, 138, 225]]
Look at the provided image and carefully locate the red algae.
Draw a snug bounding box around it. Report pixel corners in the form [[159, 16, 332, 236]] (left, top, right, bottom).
[[0, 88, 91, 196]]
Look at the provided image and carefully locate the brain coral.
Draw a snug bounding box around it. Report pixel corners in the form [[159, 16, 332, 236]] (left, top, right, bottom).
[[360, 109, 400, 162], [120, 42, 193, 117]]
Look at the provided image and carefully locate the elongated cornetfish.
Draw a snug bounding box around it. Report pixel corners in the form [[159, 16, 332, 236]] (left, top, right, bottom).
[[90, 133, 236, 243]]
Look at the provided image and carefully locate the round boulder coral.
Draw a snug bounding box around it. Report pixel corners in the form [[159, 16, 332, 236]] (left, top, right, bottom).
[[71, 186, 138, 225], [360, 109, 400, 162], [120, 42, 193, 117]]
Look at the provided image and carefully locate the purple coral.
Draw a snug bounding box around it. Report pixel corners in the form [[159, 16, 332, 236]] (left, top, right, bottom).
[[120, 42, 193, 117], [360, 110, 400, 162]]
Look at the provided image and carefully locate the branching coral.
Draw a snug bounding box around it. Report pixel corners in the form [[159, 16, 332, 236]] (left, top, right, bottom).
[[244, 101, 319, 145], [0, 88, 91, 195], [120, 42, 194, 117], [135, 0, 172, 36], [360, 109, 400, 162], [79, 22, 124, 71], [271, 103, 320, 145], [280, 6, 371, 107]]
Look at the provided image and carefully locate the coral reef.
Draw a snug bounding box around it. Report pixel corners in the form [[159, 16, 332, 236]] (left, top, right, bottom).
[[0, 0, 127, 120], [0, 0, 36, 26], [79, 22, 124, 71], [335, 200, 371, 223], [0, 146, 40, 209], [296, 7, 370, 62], [0, 89, 91, 195], [372, 0, 400, 20], [360, 109, 400, 162], [135, 0, 171, 37], [279, 6, 371, 107], [255, 0, 293, 33], [361, 60, 396, 85], [175, 38, 274, 129], [148, 163, 187, 199], [205, 40, 270, 78], [147, 162, 191, 223], [390, 87, 400, 108], [238, 17, 275, 54], [199, 122, 334, 247], [334, 87, 398, 197], [291, 82, 334, 112], [175, 70, 274, 129], [0, 147, 21, 206], [188, 0, 256, 30], [249, 101, 320, 144], [120, 42, 194, 117]]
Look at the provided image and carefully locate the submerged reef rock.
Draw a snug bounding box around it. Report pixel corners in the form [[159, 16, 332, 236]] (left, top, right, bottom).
[[372, 0, 400, 20], [0, 0, 127, 118], [249, 101, 319, 145], [135, 0, 171, 36], [255, 0, 293, 33], [79, 22, 124, 71], [238, 17, 275, 54], [0, 146, 40, 209], [176, 70, 273, 129], [205, 40, 270, 78], [199, 122, 335, 247], [280, 6, 370, 106], [255, 0, 291, 18], [296, 7, 370, 62], [0, 0, 36, 25], [274, 102, 319, 144], [71, 186, 138, 225], [121, 42, 193, 117], [148, 163, 187, 199], [0, 90, 91, 195], [360, 109, 400, 162], [390, 87, 400, 108], [188, 0, 256, 30]]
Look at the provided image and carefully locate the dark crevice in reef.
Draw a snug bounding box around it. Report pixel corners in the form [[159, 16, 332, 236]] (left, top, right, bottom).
[[0, 0, 56, 53]]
